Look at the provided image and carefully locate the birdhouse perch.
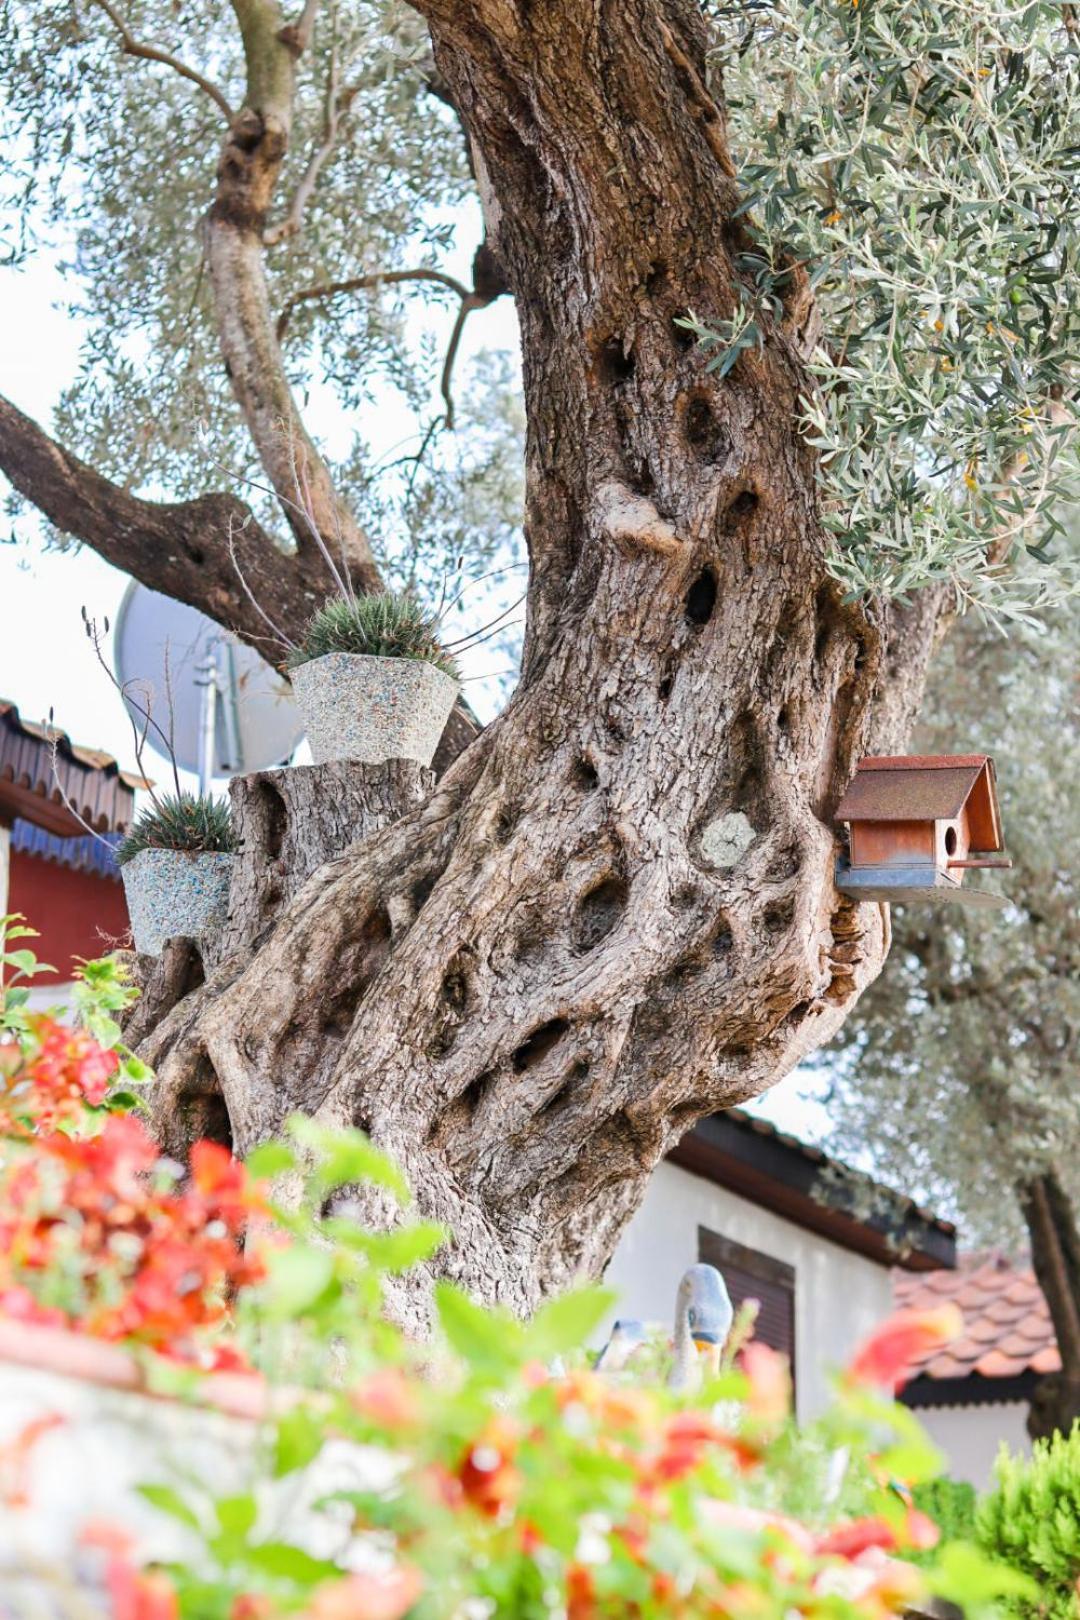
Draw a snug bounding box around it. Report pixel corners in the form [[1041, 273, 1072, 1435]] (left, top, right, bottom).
[[834, 754, 1011, 909]]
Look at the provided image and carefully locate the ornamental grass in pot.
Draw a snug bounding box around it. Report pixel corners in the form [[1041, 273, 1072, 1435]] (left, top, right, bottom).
[[287, 593, 460, 768], [117, 793, 235, 957]]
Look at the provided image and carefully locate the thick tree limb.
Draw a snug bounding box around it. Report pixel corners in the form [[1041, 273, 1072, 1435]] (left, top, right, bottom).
[[204, 0, 380, 588], [0, 391, 481, 771], [91, 0, 234, 119], [0, 392, 344, 653], [280, 0, 322, 56], [1021, 1170, 1080, 1439]]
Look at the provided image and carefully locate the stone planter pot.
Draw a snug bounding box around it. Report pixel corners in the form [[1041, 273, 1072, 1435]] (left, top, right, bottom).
[[121, 847, 233, 957], [290, 652, 459, 767]]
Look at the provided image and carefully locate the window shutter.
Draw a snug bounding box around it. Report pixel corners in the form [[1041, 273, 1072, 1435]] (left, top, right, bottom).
[[698, 1227, 797, 1386]]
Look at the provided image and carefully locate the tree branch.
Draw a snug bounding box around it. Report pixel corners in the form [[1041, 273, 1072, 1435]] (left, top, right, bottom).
[[0, 391, 330, 655], [205, 0, 381, 590], [0, 392, 483, 772], [264, 40, 360, 246], [439, 292, 488, 430], [275, 267, 472, 340], [91, 0, 234, 120], [279, 0, 322, 55]]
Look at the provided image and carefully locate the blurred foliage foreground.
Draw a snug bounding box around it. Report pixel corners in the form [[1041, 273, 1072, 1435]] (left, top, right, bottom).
[[0, 921, 1051, 1620]]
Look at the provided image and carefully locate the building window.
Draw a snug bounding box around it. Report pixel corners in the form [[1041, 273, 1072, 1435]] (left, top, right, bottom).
[[698, 1226, 796, 1387]]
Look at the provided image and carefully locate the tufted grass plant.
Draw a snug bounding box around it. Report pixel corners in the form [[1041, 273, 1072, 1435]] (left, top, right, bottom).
[[116, 793, 235, 867], [286, 592, 460, 680]]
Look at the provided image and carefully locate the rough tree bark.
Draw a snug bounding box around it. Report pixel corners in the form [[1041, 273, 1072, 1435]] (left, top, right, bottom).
[[1020, 1171, 1080, 1440], [128, 0, 948, 1320], [206, 0, 380, 586]]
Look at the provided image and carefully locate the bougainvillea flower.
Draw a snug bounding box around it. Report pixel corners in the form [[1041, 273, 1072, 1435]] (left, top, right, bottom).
[[303, 1567, 422, 1620], [699, 1499, 814, 1554], [566, 1562, 596, 1620], [845, 1305, 964, 1392], [815, 1517, 898, 1559], [0, 1117, 261, 1360], [80, 1523, 179, 1620], [229, 1597, 275, 1620]]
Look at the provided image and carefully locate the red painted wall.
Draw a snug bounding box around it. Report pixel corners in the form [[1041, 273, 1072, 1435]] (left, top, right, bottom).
[[8, 851, 130, 977]]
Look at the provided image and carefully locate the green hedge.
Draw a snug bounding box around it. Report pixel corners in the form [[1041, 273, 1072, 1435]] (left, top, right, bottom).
[[976, 1424, 1080, 1619]]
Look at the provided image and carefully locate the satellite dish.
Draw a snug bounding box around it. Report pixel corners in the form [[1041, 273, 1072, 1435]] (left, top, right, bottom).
[[114, 582, 303, 792]]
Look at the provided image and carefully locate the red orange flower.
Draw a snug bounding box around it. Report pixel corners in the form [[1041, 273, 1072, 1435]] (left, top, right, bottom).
[[350, 1366, 420, 1430], [1, 1016, 120, 1130], [846, 1306, 964, 1392], [456, 1417, 522, 1517], [0, 1115, 262, 1358]]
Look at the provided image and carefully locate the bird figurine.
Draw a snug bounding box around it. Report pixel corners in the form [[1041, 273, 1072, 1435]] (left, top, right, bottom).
[[594, 1264, 735, 1391], [668, 1263, 734, 1392], [593, 1317, 649, 1373]]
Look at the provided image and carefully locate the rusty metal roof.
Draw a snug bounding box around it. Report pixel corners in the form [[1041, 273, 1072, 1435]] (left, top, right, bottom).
[[0, 698, 147, 839], [835, 754, 1003, 850]]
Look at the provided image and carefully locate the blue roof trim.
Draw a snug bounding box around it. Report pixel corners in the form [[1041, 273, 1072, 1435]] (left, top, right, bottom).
[[11, 818, 122, 880]]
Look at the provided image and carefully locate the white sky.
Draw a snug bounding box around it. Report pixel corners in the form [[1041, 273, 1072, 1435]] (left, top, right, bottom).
[[0, 212, 833, 1150]]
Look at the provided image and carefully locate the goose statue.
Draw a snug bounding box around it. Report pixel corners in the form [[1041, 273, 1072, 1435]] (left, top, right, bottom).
[[668, 1262, 734, 1391], [595, 1263, 734, 1391]]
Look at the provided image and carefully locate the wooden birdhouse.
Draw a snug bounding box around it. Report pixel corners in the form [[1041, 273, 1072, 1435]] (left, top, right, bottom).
[[834, 754, 1011, 908]]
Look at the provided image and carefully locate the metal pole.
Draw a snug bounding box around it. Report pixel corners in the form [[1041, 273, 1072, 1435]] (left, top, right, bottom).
[[196, 656, 217, 796]]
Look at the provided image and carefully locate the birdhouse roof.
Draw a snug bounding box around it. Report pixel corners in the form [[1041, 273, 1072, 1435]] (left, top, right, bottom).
[[834, 754, 1004, 850]]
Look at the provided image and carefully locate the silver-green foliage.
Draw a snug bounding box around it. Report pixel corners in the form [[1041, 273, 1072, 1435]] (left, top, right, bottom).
[[709, 0, 1080, 618], [0, 2, 527, 681], [823, 526, 1080, 1246]]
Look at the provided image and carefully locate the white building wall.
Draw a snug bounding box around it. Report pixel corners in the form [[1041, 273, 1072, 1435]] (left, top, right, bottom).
[[912, 1401, 1031, 1490], [603, 1159, 894, 1421]]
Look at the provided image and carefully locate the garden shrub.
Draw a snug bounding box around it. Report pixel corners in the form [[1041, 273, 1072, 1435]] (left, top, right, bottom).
[[911, 1477, 978, 1559], [977, 1425, 1080, 1619]]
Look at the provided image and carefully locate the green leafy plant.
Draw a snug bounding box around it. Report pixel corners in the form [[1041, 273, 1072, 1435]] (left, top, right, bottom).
[[286, 592, 460, 679], [116, 793, 236, 867], [976, 1424, 1080, 1617], [0, 939, 1033, 1620], [698, 0, 1080, 622], [910, 1477, 979, 1566]]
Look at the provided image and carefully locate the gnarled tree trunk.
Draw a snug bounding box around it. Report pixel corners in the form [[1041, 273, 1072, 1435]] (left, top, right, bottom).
[[134, 0, 945, 1320]]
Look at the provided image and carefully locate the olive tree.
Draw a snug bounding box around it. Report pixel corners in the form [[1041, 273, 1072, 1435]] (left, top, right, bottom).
[[0, 0, 1076, 1314], [826, 568, 1080, 1439]]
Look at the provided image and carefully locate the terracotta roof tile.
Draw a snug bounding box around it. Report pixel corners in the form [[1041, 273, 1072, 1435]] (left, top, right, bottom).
[[893, 1253, 1056, 1387]]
